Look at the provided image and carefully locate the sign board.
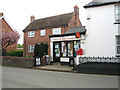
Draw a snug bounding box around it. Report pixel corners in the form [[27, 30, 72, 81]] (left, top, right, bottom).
[[76, 32, 80, 38], [36, 57, 41, 66]]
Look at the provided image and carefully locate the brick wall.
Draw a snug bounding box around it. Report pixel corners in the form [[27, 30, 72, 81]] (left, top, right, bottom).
[[23, 25, 71, 56], [2, 56, 35, 68]]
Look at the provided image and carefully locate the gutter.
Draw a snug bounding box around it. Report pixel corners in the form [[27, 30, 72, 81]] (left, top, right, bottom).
[[84, 1, 120, 8]]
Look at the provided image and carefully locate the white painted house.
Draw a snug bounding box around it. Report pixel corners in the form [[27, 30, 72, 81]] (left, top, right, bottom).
[[81, 0, 120, 57]]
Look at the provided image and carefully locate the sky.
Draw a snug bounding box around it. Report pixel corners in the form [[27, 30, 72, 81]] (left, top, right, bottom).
[[0, 0, 92, 44]]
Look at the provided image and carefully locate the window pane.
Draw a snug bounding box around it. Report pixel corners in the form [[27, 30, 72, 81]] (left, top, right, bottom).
[[28, 32, 31, 37], [41, 30, 46, 36], [28, 31, 35, 37], [28, 45, 30, 52], [117, 46, 120, 54], [68, 42, 73, 57], [55, 43, 60, 57], [31, 32, 34, 37], [117, 37, 120, 45], [52, 28, 61, 35], [115, 4, 120, 22], [74, 41, 80, 56], [61, 42, 67, 57], [31, 45, 34, 52]]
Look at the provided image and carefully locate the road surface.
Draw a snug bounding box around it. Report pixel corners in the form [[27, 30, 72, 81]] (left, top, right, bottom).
[[2, 66, 119, 88]]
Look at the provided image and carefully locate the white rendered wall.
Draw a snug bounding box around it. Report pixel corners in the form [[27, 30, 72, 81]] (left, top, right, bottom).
[[84, 4, 118, 57], [50, 41, 53, 62], [118, 24, 120, 34]]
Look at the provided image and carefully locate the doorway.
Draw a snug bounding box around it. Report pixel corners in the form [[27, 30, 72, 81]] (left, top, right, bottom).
[[53, 42, 61, 62]]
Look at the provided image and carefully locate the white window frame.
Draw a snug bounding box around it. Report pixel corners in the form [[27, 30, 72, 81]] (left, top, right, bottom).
[[40, 30, 46, 36], [28, 45, 35, 53], [28, 31, 35, 37], [115, 4, 120, 23], [116, 35, 120, 56], [52, 28, 61, 35]]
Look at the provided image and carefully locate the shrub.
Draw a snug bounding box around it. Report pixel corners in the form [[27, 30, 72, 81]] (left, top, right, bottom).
[[34, 43, 48, 57], [7, 50, 23, 57], [17, 44, 23, 48]]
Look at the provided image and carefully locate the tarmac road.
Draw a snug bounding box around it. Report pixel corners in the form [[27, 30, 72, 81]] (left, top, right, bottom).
[[2, 66, 119, 88]]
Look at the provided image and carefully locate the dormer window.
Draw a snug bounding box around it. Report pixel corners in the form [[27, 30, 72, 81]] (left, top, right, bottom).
[[115, 4, 120, 23], [28, 31, 35, 37], [52, 28, 61, 35]]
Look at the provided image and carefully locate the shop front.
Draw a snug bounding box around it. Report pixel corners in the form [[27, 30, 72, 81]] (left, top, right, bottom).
[[50, 34, 85, 64], [49, 26, 86, 64], [53, 40, 80, 62]]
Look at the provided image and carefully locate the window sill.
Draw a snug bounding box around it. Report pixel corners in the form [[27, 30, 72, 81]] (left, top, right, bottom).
[[116, 55, 120, 57], [29, 37, 34, 38], [114, 22, 120, 24], [40, 35, 45, 37], [28, 52, 34, 53]]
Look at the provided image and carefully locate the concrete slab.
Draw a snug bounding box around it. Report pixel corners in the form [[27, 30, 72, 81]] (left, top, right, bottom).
[[33, 63, 74, 72]]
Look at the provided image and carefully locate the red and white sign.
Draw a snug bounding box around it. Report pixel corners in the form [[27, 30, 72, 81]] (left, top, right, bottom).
[[76, 32, 80, 38]]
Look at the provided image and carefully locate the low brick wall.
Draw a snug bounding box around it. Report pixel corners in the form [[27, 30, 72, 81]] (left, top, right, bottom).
[[75, 62, 120, 75], [2, 56, 35, 68]]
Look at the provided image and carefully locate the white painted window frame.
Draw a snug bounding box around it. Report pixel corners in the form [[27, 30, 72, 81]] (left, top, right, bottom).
[[40, 30, 46, 36], [115, 4, 120, 23], [52, 28, 61, 35], [28, 31, 35, 37], [28, 45, 35, 53], [116, 35, 120, 56]]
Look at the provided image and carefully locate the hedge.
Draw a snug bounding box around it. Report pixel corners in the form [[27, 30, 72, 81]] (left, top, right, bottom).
[[7, 50, 23, 57]]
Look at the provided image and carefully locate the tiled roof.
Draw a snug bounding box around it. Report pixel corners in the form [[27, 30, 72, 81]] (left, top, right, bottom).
[[84, 0, 120, 8], [23, 12, 74, 32]]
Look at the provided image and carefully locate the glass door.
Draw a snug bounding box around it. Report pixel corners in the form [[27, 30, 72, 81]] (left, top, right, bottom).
[[53, 42, 60, 62]]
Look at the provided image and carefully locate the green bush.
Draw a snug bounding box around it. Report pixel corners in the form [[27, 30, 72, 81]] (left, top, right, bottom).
[[7, 50, 23, 57], [34, 43, 48, 57], [17, 44, 23, 48]]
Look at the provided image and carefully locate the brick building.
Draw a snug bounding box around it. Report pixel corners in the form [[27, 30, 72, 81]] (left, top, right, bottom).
[[0, 12, 17, 51], [23, 5, 82, 56]]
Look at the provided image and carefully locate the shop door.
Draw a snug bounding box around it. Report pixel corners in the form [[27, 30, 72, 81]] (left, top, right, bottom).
[[53, 42, 61, 62]]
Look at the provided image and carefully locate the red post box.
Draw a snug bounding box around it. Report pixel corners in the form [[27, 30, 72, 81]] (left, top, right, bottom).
[[77, 49, 83, 55]]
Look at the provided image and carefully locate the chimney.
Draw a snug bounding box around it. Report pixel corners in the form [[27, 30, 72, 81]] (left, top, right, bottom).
[[0, 12, 4, 17], [74, 5, 79, 15], [30, 15, 35, 22], [74, 5, 80, 26]]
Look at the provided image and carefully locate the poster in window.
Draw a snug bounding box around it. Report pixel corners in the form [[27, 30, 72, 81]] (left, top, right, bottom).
[[55, 49, 57, 52], [74, 41, 76, 45], [68, 44, 70, 49], [55, 45, 58, 48], [56, 54, 60, 57], [74, 45, 77, 48]]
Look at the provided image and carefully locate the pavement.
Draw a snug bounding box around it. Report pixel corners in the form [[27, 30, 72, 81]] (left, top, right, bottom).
[[33, 63, 75, 73]]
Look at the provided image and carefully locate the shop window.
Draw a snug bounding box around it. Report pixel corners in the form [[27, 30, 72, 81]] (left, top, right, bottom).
[[61, 42, 67, 57], [55, 43, 60, 57], [74, 41, 80, 56], [68, 42, 73, 57]]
